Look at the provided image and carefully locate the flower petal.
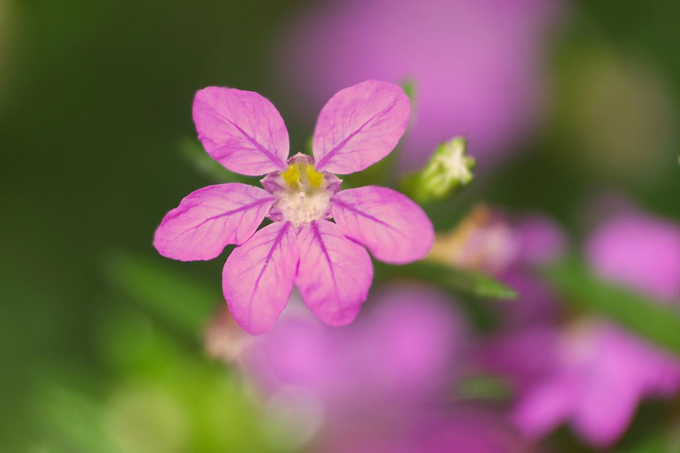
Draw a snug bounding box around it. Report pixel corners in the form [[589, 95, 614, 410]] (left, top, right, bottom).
[[295, 220, 373, 326], [193, 87, 289, 175], [331, 186, 433, 264], [572, 330, 646, 448], [223, 221, 299, 334], [512, 377, 575, 440], [153, 183, 275, 261], [312, 80, 410, 174]]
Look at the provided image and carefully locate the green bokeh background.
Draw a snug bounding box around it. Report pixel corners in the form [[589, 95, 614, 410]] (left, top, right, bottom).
[[1, 0, 679, 450]]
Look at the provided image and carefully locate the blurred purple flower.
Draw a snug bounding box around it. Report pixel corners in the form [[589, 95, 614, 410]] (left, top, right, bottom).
[[277, 0, 563, 170], [153, 80, 434, 334], [515, 214, 567, 267], [586, 211, 680, 301], [244, 285, 467, 444], [328, 410, 532, 453], [512, 209, 680, 448], [514, 321, 680, 448], [475, 273, 562, 393], [429, 205, 565, 276], [428, 205, 565, 395]]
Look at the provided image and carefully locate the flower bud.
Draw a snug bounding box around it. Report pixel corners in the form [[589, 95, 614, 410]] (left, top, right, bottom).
[[401, 137, 475, 204]]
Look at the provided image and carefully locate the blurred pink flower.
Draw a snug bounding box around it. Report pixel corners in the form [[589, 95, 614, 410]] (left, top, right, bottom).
[[276, 0, 562, 170], [514, 320, 680, 448], [429, 205, 565, 276], [515, 214, 567, 267], [475, 272, 562, 392], [512, 209, 680, 448], [586, 211, 680, 301], [153, 80, 434, 334], [328, 410, 531, 453], [244, 285, 467, 443], [430, 206, 565, 396]]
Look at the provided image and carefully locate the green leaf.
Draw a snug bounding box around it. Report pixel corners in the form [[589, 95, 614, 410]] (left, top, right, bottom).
[[103, 251, 221, 336], [546, 259, 680, 357], [374, 261, 518, 300]]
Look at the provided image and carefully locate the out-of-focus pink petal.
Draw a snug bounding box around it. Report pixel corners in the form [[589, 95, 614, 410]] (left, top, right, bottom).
[[567, 324, 673, 448], [331, 186, 433, 263], [515, 214, 566, 265], [223, 221, 299, 334], [327, 410, 530, 453], [312, 80, 410, 174], [153, 183, 275, 261], [295, 220, 373, 326], [193, 87, 289, 175], [573, 353, 643, 448], [586, 211, 680, 301], [279, 0, 563, 171], [246, 313, 340, 392], [420, 411, 529, 453], [477, 325, 559, 393], [245, 284, 465, 415], [357, 285, 467, 396], [512, 377, 575, 440]]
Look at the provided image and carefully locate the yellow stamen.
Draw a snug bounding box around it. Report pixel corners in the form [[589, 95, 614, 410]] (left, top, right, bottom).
[[306, 165, 323, 188], [282, 164, 301, 188], [282, 162, 324, 189]]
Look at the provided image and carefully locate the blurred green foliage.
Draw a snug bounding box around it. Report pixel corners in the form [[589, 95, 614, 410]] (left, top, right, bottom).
[[104, 251, 219, 337], [375, 261, 517, 301]]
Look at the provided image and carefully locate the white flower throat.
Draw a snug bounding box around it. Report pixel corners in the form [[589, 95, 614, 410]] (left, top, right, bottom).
[[262, 153, 341, 227]]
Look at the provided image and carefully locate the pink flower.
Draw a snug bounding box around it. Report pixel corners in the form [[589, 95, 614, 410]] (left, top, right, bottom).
[[515, 214, 567, 267], [243, 285, 467, 447], [245, 285, 466, 410], [586, 211, 680, 301], [153, 80, 434, 334], [512, 210, 680, 448], [514, 321, 680, 449], [429, 205, 565, 277], [276, 0, 563, 170], [467, 211, 564, 393], [329, 413, 531, 453]]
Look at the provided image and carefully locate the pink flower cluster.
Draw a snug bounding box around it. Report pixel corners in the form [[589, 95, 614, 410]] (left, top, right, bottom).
[[475, 207, 680, 448], [205, 204, 680, 450], [511, 210, 680, 447], [243, 286, 527, 452]]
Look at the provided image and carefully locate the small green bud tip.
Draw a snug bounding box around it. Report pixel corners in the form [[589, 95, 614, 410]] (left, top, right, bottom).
[[402, 137, 475, 204]]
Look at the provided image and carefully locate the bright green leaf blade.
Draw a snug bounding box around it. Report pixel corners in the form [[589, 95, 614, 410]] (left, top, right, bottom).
[[546, 259, 680, 357], [103, 251, 220, 336], [375, 261, 518, 300]]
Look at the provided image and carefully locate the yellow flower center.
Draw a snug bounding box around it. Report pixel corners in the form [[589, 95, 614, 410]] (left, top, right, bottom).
[[262, 153, 340, 227], [282, 161, 324, 190]]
